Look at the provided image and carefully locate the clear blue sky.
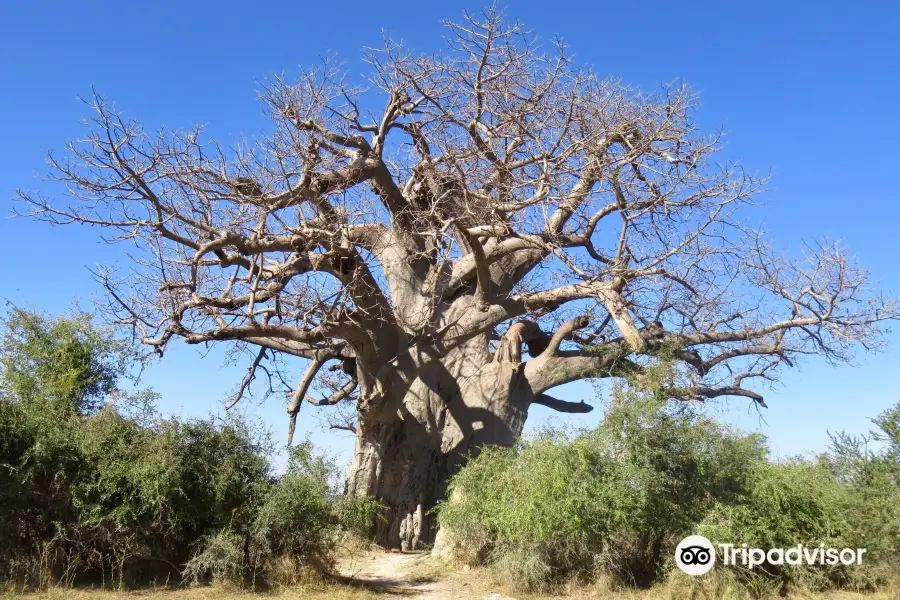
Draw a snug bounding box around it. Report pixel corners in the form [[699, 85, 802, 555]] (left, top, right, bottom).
[[2, 0, 899, 468]]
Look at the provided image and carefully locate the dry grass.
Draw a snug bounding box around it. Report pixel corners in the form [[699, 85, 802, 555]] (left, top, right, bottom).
[[540, 582, 900, 600], [403, 555, 900, 600], [4, 557, 899, 600], [4, 582, 900, 600], [0, 585, 385, 600]]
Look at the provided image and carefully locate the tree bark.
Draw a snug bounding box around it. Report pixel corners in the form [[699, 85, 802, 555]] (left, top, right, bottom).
[[345, 336, 535, 549]]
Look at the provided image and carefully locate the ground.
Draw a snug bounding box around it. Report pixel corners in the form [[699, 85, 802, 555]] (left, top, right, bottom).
[[3, 551, 899, 600], [339, 550, 474, 598]]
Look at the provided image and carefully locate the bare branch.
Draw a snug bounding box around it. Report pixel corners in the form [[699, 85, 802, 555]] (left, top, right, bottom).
[[226, 346, 267, 408], [16, 12, 898, 445], [287, 356, 325, 446], [533, 393, 594, 413]]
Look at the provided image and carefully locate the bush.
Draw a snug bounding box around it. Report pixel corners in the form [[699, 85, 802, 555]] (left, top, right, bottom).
[[180, 529, 249, 588], [251, 443, 338, 565], [438, 384, 766, 591], [697, 460, 861, 592], [588, 392, 766, 586], [0, 306, 133, 415], [0, 308, 128, 587], [73, 410, 272, 579], [0, 308, 371, 591], [336, 494, 386, 540], [437, 434, 603, 589], [0, 396, 276, 588], [1, 389, 371, 590], [440, 384, 900, 595], [697, 438, 898, 594], [826, 401, 900, 567], [184, 442, 384, 589]]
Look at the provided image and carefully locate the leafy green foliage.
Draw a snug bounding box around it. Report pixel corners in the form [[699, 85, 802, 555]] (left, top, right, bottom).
[[0, 307, 139, 586], [335, 495, 385, 540], [252, 444, 338, 561], [74, 411, 272, 569], [438, 384, 766, 591], [183, 442, 385, 589], [0, 306, 133, 415], [0, 392, 277, 588], [822, 401, 900, 585], [0, 308, 377, 591], [182, 445, 338, 589], [698, 461, 859, 591], [439, 383, 900, 595]]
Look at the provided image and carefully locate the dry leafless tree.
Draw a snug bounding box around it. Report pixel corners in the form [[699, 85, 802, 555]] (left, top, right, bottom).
[[17, 8, 898, 549]]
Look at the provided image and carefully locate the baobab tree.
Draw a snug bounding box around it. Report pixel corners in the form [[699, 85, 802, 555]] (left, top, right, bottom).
[[18, 9, 898, 549]]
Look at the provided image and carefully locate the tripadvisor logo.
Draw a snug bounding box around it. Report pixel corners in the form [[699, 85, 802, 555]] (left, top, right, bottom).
[[675, 536, 868, 576], [676, 535, 716, 575]]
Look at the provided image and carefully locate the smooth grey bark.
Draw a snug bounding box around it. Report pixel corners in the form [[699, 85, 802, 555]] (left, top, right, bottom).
[[345, 337, 534, 549]]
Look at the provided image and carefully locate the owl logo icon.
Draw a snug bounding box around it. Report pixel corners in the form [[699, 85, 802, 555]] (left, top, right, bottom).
[[675, 535, 716, 575]]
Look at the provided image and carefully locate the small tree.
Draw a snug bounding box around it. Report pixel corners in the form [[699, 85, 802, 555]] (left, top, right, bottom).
[[0, 307, 132, 415], [0, 307, 142, 584], [17, 8, 898, 548]]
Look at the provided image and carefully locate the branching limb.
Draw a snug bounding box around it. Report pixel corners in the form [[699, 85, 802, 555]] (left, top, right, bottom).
[[16, 9, 899, 444], [287, 357, 325, 446], [226, 346, 268, 408], [533, 393, 594, 413], [665, 386, 768, 408], [307, 378, 359, 406], [540, 315, 591, 358]]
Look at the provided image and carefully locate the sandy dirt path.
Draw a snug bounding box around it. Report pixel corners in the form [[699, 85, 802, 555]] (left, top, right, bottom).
[[338, 551, 498, 599]]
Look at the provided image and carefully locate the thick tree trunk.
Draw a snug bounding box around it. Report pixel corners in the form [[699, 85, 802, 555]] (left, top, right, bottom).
[[345, 337, 535, 549]]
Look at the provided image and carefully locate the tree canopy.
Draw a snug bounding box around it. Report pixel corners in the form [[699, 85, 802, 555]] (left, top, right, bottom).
[[0, 307, 132, 415], [17, 8, 898, 442]]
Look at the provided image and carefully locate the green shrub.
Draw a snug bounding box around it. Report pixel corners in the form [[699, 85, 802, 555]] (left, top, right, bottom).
[[184, 442, 383, 589], [688, 404, 900, 596], [438, 385, 766, 591], [0, 306, 133, 415], [440, 386, 900, 595], [0, 396, 276, 588], [0, 308, 127, 586], [827, 401, 900, 565], [438, 434, 603, 589], [180, 529, 249, 588], [2, 389, 361, 591], [73, 410, 272, 577], [588, 392, 766, 586], [697, 460, 860, 592], [252, 444, 337, 563], [0, 308, 348, 590], [336, 495, 386, 540]]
